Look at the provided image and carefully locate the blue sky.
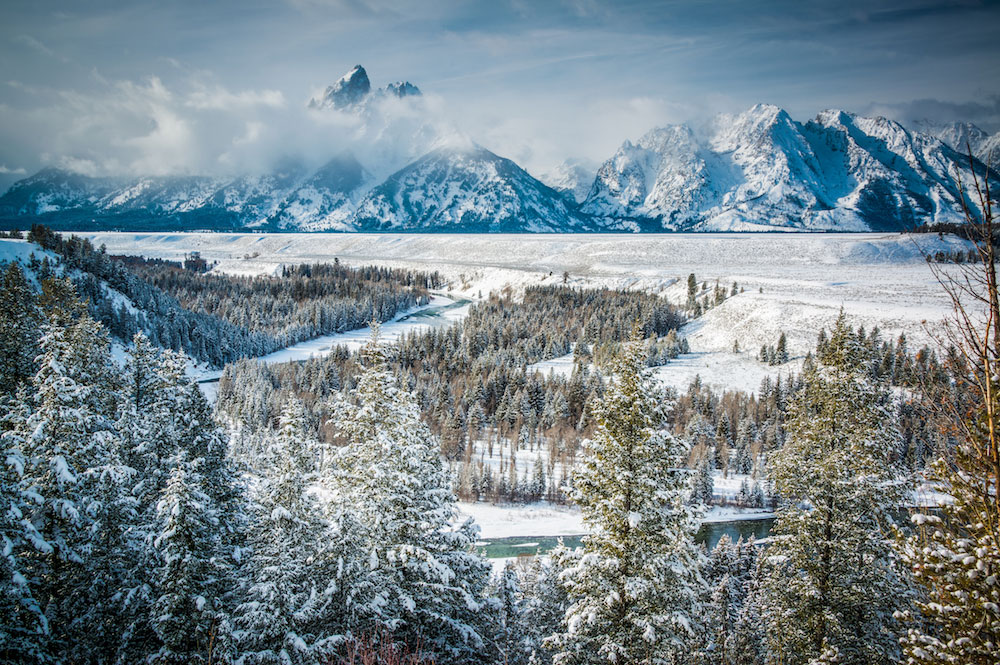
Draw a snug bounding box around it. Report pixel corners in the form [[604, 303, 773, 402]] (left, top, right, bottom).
[[1, 0, 998, 187]]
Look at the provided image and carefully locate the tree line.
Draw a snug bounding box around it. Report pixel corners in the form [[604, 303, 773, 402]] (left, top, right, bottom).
[[23, 224, 438, 367]]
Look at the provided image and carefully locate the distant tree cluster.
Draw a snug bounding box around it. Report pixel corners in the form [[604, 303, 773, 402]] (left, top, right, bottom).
[[758, 331, 789, 365], [685, 272, 738, 317], [925, 247, 980, 263]]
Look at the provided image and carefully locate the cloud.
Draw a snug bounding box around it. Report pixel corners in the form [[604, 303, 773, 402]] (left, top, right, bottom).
[[0, 165, 27, 175], [14, 35, 59, 59], [185, 85, 286, 111], [864, 95, 1000, 132]]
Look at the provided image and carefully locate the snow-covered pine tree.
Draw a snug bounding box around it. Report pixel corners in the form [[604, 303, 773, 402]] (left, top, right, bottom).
[[520, 549, 571, 665], [237, 397, 328, 665], [14, 308, 122, 661], [494, 562, 529, 665], [151, 455, 225, 665], [547, 333, 706, 665], [0, 262, 40, 399], [703, 535, 758, 665], [115, 333, 194, 661], [0, 396, 47, 665], [730, 549, 766, 665], [78, 418, 140, 665], [175, 381, 246, 561], [328, 325, 496, 664], [692, 459, 714, 505], [761, 313, 912, 665], [776, 332, 788, 364]]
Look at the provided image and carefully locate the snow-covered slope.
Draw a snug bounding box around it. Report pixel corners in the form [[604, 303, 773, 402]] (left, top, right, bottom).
[[583, 104, 999, 231], [268, 153, 367, 230], [352, 144, 593, 232]]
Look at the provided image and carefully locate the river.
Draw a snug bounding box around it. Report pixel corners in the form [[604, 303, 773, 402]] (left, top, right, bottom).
[[479, 516, 775, 559]]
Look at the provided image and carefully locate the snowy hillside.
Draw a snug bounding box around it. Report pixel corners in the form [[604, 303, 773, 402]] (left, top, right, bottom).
[[582, 104, 998, 231]]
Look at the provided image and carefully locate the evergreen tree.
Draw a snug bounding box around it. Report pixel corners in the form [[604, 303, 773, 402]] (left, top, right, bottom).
[[151, 456, 225, 665], [761, 314, 912, 665], [520, 552, 570, 665], [775, 332, 788, 364], [0, 263, 40, 399], [237, 398, 327, 665], [730, 552, 766, 665], [704, 536, 757, 665], [0, 396, 46, 664], [495, 562, 529, 665], [687, 274, 698, 310], [547, 334, 706, 664], [116, 333, 194, 661], [329, 325, 496, 664], [80, 421, 140, 665], [15, 312, 119, 660]]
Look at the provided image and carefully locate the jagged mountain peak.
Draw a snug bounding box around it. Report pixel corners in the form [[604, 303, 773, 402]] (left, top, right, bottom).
[[309, 64, 372, 110], [913, 118, 995, 161], [384, 81, 421, 99], [308, 65, 425, 111]]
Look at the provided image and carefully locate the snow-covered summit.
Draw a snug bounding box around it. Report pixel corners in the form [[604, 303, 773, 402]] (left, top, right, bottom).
[[913, 119, 994, 162], [309, 64, 372, 110], [308, 65, 423, 111]]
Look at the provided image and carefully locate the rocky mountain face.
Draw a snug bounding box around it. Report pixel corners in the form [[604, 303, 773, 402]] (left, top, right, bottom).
[[582, 104, 998, 231], [308, 65, 421, 110], [2, 66, 998, 233]]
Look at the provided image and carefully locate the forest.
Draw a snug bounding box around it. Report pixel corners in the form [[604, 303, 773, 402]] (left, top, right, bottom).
[[0, 222, 997, 665]]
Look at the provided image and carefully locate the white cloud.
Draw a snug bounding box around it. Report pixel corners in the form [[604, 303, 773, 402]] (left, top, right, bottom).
[[186, 85, 286, 111], [54, 156, 101, 177], [14, 35, 58, 59], [0, 165, 26, 174]]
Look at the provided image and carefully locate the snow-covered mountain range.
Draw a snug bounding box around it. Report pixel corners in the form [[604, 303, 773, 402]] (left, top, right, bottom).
[[1, 66, 997, 233], [583, 105, 998, 231]]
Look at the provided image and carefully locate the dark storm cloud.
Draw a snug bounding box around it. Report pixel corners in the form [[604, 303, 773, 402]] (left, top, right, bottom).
[[0, 0, 997, 189]]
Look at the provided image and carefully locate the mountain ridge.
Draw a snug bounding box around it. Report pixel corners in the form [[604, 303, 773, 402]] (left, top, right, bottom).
[[2, 65, 998, 233]]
